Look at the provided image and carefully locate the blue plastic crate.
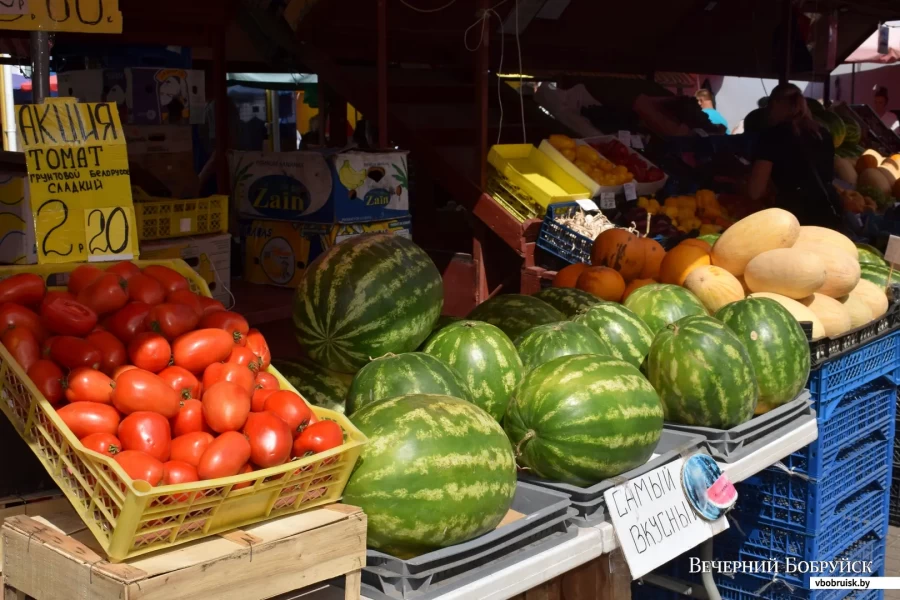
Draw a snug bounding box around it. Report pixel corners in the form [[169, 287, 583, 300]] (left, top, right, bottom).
[[536, 203, 594, 265]]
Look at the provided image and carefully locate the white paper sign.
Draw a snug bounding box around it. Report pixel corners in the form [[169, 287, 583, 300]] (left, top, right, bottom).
[[599, 193, 616, 209], [884, 235, 900, 267], [604, 458, 726, 579], [631, 136, 645, 150], [575, 198, 599, 212], [618, 130, 632, 147], [624, 182, 637, 201], [0, 0, 27, 15]]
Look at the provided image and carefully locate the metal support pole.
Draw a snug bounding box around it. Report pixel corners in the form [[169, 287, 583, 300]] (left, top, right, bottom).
[[213, 29, 230, 196], [475, 0, 489, 191], [377, 0, 388, 147], [30, 32, 50, 104], [779, 0, 792, 85]]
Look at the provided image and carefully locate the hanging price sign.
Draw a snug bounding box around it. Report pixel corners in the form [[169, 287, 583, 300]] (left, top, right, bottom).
[[17, 98, 139, 264], [0, 0, 122, 33]]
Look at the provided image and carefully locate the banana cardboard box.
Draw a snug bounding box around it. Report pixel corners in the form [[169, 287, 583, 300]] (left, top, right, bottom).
[[139, 233, 231, 305], [0, 174, 36, 265], [242, 216, 412, 288], [231, 149, 409, 224]]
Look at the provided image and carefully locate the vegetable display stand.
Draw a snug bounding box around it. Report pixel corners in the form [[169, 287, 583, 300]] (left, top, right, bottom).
[[0, 503, 366, 600]]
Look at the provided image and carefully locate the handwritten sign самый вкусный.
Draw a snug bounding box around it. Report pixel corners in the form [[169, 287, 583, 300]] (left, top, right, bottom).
[[0, 0, 121, 33]]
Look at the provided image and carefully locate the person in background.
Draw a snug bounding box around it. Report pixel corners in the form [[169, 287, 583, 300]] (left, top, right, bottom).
[[748, 83, 842, 229], [874, 87, 899, 132], [695, 89, 730, 134]]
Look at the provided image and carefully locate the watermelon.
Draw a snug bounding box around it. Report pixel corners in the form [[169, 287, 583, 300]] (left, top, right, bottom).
[[467, 294, 565, 340], [343, 394, 517, 558], [843, 118, 862, 146], [623, 283, 708, 335], [860, 263, 892, 288], [698, 233, 721, 245], [817, 111, 846, 148], [806, 97, 826, 118], [504, 354, 663, 486], [514, 321, 611, 373], [533, 288, 600, 317], [346, 352, 471, 415], [270, 358, 352, 414], [572, 302, 654, 369], [292, 234, 443, 373], [423, 321, 523, 421], [647, 315, 759, 428], [857, 243, 887, 266], [715, 298, 810, 414], [432, 315, 462, 332]]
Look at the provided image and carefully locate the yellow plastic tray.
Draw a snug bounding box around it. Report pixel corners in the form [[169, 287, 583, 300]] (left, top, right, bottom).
[[487, 144, 591, 210], [133, 189, 229, 242], [0, 259, 366, 561]]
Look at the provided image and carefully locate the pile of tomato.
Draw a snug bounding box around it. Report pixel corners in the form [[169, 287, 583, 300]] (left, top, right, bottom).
[[0, 262, 344, 490]]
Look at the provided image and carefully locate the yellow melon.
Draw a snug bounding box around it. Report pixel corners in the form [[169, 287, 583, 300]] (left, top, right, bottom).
[[838, 294, 873, 328], [683, 265, 745, 313], [748, 292, 825, 340], [799, 293, 852, 338], [858, 168, 892, 195], [743, 248, 826, 299], [710, 208, 800, 276], [848, 279, 889, 318], [791, 241, 860, 298], [795, 226, 858, 260]]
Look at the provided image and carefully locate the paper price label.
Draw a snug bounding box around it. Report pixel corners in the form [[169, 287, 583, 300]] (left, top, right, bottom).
[[624, 182, 637, 201], [618, 130, 632, 147], [884, 235, 900, 267], [631, 136, 644, 150], [600, 193, 616, 209], [84, 206, 136, 261], [0, 0, 27, 15], [0, 0, 122, 33], [575, 198, 599, 212]]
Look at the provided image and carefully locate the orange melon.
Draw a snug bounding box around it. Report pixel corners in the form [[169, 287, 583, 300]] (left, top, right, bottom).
[[659, 244, 711, 286], [591, 229, 644, 282], [553, 263, 588, 288], [637, 237, 665, 280], [576, 267, 626, 302]]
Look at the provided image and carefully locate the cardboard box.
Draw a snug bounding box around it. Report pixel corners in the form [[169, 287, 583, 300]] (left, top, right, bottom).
[[231, 150, 410, 224], [139, 233, 232, 305], [242, 216, 411, 288], [0, 174, 36, 265]]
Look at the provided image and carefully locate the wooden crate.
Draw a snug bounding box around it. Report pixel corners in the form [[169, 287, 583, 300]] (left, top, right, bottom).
[[0, 493, 69, 573], [1, 503, 366, 600]]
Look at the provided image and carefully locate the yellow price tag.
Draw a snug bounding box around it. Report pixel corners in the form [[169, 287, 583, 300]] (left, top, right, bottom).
[[0, 0, 122, 33], [84, 206, 136, 261]]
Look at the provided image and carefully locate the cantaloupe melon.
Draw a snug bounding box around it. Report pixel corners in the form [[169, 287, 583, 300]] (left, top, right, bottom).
[[864, 148, 885, 163], [834, 157, 858, 186], [799, 293, 853, 338], [683, 265, 745, 313], [858, 168, 892, 195], [839, 295, 873, 328], [877, 166, 898, 188], [711, 208, 800, 276], [748, 292, 824, 340], [792, 241, 861, 298], [743, 248, 826, 299], [795, 226, 858, 260], [849, 279, 889, 318]]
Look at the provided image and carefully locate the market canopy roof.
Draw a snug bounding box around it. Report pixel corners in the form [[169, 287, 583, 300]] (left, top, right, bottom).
[[845, 21, 900, 63]]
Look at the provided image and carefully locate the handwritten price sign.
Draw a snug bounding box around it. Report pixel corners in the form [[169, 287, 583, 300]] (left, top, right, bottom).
[[17, 98, 138, 264], [0, 0, 122, 33]]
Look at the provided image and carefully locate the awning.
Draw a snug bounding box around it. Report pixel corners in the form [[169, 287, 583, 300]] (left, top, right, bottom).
[[226, 72, 317, 91], [845, 22, 900, 63]]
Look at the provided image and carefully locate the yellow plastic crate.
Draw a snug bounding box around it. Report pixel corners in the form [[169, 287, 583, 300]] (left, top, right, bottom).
[[0, 259, 366, 561], [487, 144, 591, 211], [134, 192, 229, 241]]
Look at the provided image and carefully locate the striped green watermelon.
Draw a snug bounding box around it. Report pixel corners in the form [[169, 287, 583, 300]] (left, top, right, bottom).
[[423, 321, 523, 421], [467, 295, 565, 340], [344, 394, 517, 558], [270, 358, 352, 414], [860, 263, 892, 288], [844, 119, 862, 146], [292, 234, 443, 373], [533, 288, 600, 317], [505, 354, 663, 486], [647, 315, 759, 428], [623, 283, 707, 335], [857, 243, 887, 266], [432, 315, 462, 332], [715, 298, 810, 414], [572, 302, 654, 369], [514, 321, 611, 373], [346, 352, 471, 415]]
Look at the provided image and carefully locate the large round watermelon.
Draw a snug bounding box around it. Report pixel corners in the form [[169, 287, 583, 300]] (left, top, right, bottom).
[[422, 321, 523, 421], [467, 295, 565, 340], [715, 298, 810, 414], [857, 243, 887, 266], [573, 302, 654, 369], [844, 118, 862, 146], [514, 321, 611, 373], [270, 358, 352, 414], [647, 315, 759, 428], [344, 394, 517, 558], [505, 354, 663, 486], [816, 111, 846, 148], [533, 288, 600, 317], [346, 352, 471, 414], [860, 263, 891, 288], [292, 234, 443, 373], [623, 283, 707, 335], [431, 315, 462, 332]]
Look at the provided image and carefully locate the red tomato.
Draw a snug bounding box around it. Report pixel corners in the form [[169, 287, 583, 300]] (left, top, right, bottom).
[[145, 303, 198, 340], [197, 431, 251, 480], [107, 302, 151, 344], [170, 431, 215, 467], [127, 273, 166, 305], [80, 432, 121, 457], [172, 329, 234, 373], [40, 296, 97, 337], [27, 359, 64, 405], [113, 364, 138, 380], [243, 411, 292, 468], [158, 365, 201, 400], [251, 387, 276, 412], [44, 290, 76, 305], [228, 346, 261, 371], [57, 402, 120, 438], [143, 265, 189, 294], [64, 367, 114, 405], [245, 329, 271, 369], [201, 381, 251, 433], [254, 371, 279, 391], [233, 463, 255, 489], [77, 273, 128, 316], [292, 420, 344, 458], [106, 261, 141, 281], [202, 361, 256, 394], [0, 273, 45, 306], [118, 411, 172, 462], [47, 336, 102, 370], [2, 326, 40, 372], [0, 303, 47, 341], [111, 369, 181, 418], [264, 391, 313, 438], [171, 398, 207, 437], [162, 460, 199, 485], [198, 296, 226, 317], [199, 311, 249, 346], [167, 289, 204, 317], [114, 451, 164, 486], [128, 332, 172, 373], [67, 265, 104, 295], [85, 330, 126, 376]]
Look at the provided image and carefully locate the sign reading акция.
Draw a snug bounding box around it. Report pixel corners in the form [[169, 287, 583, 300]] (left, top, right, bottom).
[[0, 0, 122, 33]]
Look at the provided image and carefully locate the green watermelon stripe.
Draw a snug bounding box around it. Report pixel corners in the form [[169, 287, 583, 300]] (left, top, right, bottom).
[[534, 288, 601, 317], [623, 284, 707, 335], [515, 321, 612, 373]]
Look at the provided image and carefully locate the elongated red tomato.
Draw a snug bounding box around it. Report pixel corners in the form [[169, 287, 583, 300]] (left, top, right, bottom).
[[67, 265, 103, 295], [113, 364, 138, 380], [292, 420, 344, 458], [172, 329, 234, 373], [47, 336, 102, 370], [245, 329, 271, 369], [171, 398, 206, 437], [57, 402, 120, 437], [143, 265, 189, 294], [0, 273, 45, 306], [264, 390, 313, 437], [0, 303, 47, 341], [111, 369, 181, 418], [244, 411, 292, 468], [197, 431, 251, 480], [233, 463, 255, 489], [65, 367, 115, 405], [127, 273, 165, 305], [202, 361, 256, 394], [170, 431, 214, 467], [80, 432, 121, 457], [158, 365, 201, 400], [77, 273, 128, 316], [114, 451, 164, 485], [118, 412, 172, 462], [199, 311, 249, 345], [250, 387, 276, 412], [162, 460, 199, 485], [228, 346, 260, 371], [198, 296, 226, 317], [107, 261, 141, 281], [254, 371, 279, 391], [85, 330, 127, 376], [128, 332, 172, 373], [41, 296, 97, 337], [167, 290, 204, 317], [107, 302, 151, 343], [201, 381, 251, 433], [2, 326, 40, 372], [27, 359, 64, 405], [146, 303, 198, 340]]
